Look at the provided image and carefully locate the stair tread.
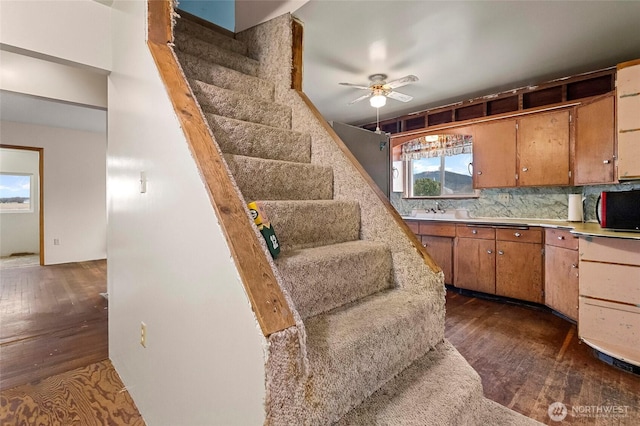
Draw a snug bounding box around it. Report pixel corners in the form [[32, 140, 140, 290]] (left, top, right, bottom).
[[191, 79, 291, 129], [176, 51, 274, 102], [175, 15, 248, 55], [276, 240, 392, 319], [175, 32, 259, 76]]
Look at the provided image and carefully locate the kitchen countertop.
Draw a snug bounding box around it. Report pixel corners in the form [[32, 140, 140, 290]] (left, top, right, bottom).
[[401, 216, 640, 240]]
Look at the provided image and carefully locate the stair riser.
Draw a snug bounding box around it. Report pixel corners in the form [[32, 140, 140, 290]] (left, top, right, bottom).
[[225, 156, 333, 202], [192, 80, 292, 129], [257, 201, 360, 252], [206, 114, 311, 163], [175, 18, 248, 55], [177, 52, 274, 102], [276, 243, 392, 319], [175, 32, 259, 76]]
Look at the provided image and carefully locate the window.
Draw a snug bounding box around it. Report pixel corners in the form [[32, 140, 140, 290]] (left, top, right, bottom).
[[402, 134, 476, 198], [0, 173, 33, 212]]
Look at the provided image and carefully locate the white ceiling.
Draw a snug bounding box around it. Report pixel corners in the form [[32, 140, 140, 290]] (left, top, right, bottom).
[[293, 1, 640, 126]]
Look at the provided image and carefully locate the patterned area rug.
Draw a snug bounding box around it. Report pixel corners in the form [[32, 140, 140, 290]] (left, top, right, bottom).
[[0, 360, 144, 425]]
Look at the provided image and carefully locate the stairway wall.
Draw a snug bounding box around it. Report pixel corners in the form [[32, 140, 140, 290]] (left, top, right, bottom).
[[108, 1, 266, 424]]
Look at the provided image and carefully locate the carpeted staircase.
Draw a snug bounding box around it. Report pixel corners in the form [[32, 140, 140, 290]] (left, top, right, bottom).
[[172, 13, 541, 426]]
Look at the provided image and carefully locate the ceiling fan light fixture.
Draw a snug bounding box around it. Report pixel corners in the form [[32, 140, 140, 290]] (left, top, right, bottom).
[[370, 94, 386, 108]]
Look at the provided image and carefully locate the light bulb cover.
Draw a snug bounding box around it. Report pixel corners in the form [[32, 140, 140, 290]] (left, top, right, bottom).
[[370, 94, 387, 108]]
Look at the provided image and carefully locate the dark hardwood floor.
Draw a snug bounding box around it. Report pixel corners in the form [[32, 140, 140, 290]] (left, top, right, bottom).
[[446, 289, 640, 425], [0, 259, 108, 391]]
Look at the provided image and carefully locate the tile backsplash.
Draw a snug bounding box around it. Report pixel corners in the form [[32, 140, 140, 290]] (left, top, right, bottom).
[[391, 181, 640, 222]]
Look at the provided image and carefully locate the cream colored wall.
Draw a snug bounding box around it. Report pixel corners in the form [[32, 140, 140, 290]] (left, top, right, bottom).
[[235, 0, 308, 31], [0, 121, 106, 264], [0, 147, 40, 257], [108, 1, 265, 424]]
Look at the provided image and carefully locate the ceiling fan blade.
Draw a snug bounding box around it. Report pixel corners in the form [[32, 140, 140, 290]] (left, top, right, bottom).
[[384, 75, 419, 90], [348, 93, 372, 105], [387, 91, 413, 102], [339, 82, 371, 90]]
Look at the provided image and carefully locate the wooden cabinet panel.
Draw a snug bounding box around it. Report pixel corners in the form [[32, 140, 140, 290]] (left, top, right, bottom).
[[617, 131, 640, 180], [456, 225, 495, 239], [454, 237, 495, 293], [496, 241, 543, 303], [580, 262, 640, 306], [472, 119, 517, 188], [545, 245, 579, 321], [496, 227, 542, 244], [405, 220, 420, 235], [617, 63, 640, 180], [580, 237, 640, 265], [574, 94, 616, 185], [545, 228, 578, 250], [422, 236, 454, 285], [419, 222, 456, 237], [517, 110, 570, 186]]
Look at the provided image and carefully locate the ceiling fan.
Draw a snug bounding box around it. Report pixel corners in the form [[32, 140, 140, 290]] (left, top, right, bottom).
[[339, 73, 419, 108]]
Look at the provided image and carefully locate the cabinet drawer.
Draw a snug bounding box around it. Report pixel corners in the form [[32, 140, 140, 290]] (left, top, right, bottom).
[[405, 220, 420, 235], [419, 222, 456, 237], [579, 262, 640, 305], [496, 227, 542, 243], [580, 237, 640, 266], [456, 225, 495, 239], [545, 228, 578, 250], [579, 297, 640, 362]]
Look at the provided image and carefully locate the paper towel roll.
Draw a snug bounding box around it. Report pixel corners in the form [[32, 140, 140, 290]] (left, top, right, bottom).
[[568, 194, 583, 222]]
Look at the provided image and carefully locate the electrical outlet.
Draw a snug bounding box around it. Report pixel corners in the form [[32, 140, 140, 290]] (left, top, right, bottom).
[[53, 238, 60, 245], [140, 322, 147, 348], [498, 193, 510, 203]]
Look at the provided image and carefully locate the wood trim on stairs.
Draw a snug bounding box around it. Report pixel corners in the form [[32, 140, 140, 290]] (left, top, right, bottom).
[[147, 0, 295, 336], [296, 93, 441, 275], [291, 18, 304, 91]]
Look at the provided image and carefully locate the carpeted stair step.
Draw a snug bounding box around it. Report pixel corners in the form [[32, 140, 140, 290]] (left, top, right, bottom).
[[474, 399, 543, 425], [174, 32, 259, 76], [174, 16, 248, 56], [176, 52, 274, 102], [224, 155, 333, 202], [300, 289, 443, 424], [255, 200, 360, 252], [336, 340, 485, 425], [275, 240, 393, 319], [191, 79, 291, 129], [205, 114, 311, 163]]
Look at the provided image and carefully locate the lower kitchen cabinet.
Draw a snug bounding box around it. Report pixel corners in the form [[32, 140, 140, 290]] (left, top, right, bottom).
[[421, 235, 453, 285], [544, 228, 579, 320], [495, 228, 543, 303], [454, 236, 495, 293]]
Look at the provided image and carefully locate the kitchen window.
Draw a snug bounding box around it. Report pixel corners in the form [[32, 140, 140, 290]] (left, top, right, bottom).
[[402, 134, 476, 198]]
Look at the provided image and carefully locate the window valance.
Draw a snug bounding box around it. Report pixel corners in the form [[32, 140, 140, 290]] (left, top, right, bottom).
[[401, 134, 473, 161]]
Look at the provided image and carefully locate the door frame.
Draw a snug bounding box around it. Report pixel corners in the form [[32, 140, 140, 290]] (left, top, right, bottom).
[[0, 144, 45, 266]]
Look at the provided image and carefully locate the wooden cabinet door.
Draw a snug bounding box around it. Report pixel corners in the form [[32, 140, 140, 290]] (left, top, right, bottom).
[[617, 63, 640, 180], [517, 110, 570, 186], [422, 236, 453, 285], [495, 241, 543, 303], [574, 94, 615, 185], [545, 245, 579, 321], [454, 237, 495, 294], [472, 119, 517, 188]]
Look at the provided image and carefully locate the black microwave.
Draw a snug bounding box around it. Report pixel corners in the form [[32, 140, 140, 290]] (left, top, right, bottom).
[[596, 189, 640, 231]]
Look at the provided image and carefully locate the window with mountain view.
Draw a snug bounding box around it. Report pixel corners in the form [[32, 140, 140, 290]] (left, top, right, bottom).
[[402, 134, 475, 198]]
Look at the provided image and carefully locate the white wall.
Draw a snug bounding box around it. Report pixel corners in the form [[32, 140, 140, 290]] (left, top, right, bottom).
[[236, 0, 308, 31], [108, 1, 265, 424], [0, 0, 111, 72], [0, 121, 106, 265], [0, 148, 40, 257]]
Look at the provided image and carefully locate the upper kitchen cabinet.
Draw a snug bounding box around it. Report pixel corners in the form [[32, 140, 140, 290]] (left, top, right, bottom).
[[517, 109, 571, 186], [574, 93, 616, 185], [617, 59, 640, 180], [472, 119, 517, 188]]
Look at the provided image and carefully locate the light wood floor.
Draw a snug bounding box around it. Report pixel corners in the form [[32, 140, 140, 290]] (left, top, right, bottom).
[[0, 258, 108, 391], [446, 289, 640, 425]]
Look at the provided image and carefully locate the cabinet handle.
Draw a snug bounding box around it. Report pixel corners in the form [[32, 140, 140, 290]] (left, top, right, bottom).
[[522, 167, 528, 172], [477, 171, 483, 175], [514, 232, 521, 237], [472, 229, 478, 234], [571, 263, 577, 268], [558, 236, 565, 240], [487, 250, 493, 254], [603, 160, 611, 164], [423, 243, 428, 248], [498, 250, 504, 255]]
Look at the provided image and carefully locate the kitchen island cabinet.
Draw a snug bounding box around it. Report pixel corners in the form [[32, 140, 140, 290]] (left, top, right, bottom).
[[544, 228, 579, 320]]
